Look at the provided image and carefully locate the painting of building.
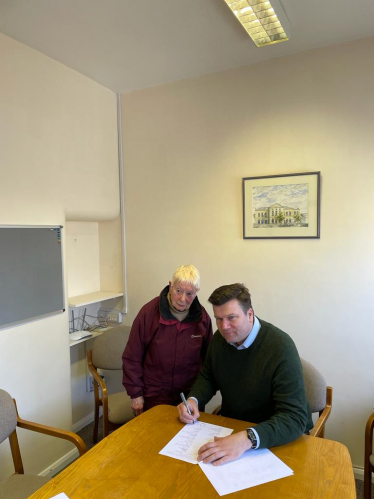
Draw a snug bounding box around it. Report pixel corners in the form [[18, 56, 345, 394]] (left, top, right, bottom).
[[252, 183, 308, 228]]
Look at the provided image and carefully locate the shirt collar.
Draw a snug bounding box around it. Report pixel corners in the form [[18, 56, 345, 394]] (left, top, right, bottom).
[[229, 315, 261, 350]]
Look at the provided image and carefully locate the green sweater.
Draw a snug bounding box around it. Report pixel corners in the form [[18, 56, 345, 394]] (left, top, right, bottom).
[[189, 318, 313, 449]]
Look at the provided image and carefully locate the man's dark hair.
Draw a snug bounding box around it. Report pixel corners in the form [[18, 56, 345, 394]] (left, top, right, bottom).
[[208, 283, 252, 314]]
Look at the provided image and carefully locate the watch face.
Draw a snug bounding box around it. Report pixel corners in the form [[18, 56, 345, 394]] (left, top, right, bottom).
[[247, 429, 257, 447]]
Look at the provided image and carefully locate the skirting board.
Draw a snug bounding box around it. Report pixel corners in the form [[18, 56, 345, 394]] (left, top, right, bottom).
[[354, 467, 364, 481], [38, 412, 96, 479], [39, 447, 79, 478], [72, 407, 103, 433], [72, 411, 95, 433], [353, 466, 374, 482]]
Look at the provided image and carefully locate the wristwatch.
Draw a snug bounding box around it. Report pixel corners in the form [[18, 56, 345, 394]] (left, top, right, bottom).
[[246, 428, 258, 449]]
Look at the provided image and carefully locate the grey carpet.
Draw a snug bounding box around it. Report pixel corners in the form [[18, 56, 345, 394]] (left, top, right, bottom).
[[76, 417, 103, 451], [356, 478, 373, 499]]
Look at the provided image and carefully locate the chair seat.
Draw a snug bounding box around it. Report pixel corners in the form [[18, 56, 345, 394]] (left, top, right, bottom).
[[370, 454, 374, 467], [108, 392, 134, 425], [0, 474, 50, 499]]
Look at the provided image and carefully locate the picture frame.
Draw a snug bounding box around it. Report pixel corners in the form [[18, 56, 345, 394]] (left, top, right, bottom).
[[243, 172, 321, 239]]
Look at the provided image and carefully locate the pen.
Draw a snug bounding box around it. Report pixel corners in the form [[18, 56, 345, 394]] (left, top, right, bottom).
[[180, 392, 194, 423]]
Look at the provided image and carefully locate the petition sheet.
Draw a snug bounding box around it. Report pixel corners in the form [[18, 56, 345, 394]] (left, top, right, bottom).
[[199, 448, 294, 496], [159, 421, 233, 464]]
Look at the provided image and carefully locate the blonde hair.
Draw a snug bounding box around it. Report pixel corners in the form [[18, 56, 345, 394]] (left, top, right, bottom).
[[171, 264, 200, 291]]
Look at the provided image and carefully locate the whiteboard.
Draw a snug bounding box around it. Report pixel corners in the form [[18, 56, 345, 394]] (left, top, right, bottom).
[[0, 226, 65, 330]]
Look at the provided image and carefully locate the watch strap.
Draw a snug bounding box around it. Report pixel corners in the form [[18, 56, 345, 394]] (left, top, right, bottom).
[[246, 428, 258, 449]]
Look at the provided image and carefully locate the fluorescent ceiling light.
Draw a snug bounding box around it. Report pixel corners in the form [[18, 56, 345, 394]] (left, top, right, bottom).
[[224, 0, 291, 47]]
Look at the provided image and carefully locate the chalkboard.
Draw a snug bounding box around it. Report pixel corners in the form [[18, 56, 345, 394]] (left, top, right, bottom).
[[0, 226, 65, 330]]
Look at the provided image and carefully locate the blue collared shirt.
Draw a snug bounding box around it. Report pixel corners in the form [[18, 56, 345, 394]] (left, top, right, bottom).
[[189, 316, 262, 449], [228, 315, 261, 350], [228, 315, 261, 448]]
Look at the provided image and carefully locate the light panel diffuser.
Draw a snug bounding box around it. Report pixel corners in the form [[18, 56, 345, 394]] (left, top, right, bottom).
[[224, 0, 290, 47]]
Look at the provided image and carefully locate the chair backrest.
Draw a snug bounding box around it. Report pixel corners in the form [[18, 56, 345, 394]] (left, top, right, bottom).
[[92, 325, 131, 370], [0, 389, 17, 444], [300, 358, 327, 413]]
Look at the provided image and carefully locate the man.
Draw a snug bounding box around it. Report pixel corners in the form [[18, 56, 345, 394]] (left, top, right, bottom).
[[178, 283, 312, 466], [122, 264, 213, 416]]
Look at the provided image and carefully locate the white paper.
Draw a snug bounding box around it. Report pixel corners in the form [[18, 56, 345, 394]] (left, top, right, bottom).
[[50, 494, 69, 499], [159, 421, 233, 464], [199, 448, 293, 496]]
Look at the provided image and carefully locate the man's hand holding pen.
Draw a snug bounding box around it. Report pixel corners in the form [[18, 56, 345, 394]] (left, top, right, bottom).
[[178, 397, 199, 424], [178, 399, 252, 465]]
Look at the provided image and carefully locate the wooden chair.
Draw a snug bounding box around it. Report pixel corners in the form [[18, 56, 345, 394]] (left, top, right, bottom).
[[364, 411, 374, 499], [87, 325, 134, 443], [300, 358, 332, 437], [0, 389, 86, 499], [212, 358, 332, 438]]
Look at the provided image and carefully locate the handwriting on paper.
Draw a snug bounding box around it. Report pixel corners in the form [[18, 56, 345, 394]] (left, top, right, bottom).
[[159, 421, 233, 464]]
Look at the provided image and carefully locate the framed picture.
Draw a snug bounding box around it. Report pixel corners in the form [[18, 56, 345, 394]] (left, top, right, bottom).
[[243, 172, 320, 239]]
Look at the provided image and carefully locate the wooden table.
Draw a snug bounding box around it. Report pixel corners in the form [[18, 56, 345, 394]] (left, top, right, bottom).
[[29, 405, 356, 499]]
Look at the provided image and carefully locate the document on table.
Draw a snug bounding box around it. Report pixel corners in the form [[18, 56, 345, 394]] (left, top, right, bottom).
[[199, 448, 294, 496], [159, 421, 233, 464]]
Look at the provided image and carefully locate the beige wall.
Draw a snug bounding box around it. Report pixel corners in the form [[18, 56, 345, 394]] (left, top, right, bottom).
[[0, 33, 119, 478], [66, 222, 101, 297], [121, 37, 374, 469], [99, 217, 123, 294], [0, 32, 119, 222], [66, 220, 124, 427]]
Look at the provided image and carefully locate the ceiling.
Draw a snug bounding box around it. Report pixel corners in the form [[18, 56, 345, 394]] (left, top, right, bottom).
[[1, 0, 374, 94]]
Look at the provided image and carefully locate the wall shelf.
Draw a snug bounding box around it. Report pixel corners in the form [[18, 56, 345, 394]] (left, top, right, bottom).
[[69, 330, 102, 347], [68, 291, 123, 308], [69, 327, 113, 347]]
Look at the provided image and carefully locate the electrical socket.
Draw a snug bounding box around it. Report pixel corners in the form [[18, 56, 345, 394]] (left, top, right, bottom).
[[107, 311, 123, 323], [86, 370, 106, 393], [87, 375, 94, 393], [98, 309, 122, 323]]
